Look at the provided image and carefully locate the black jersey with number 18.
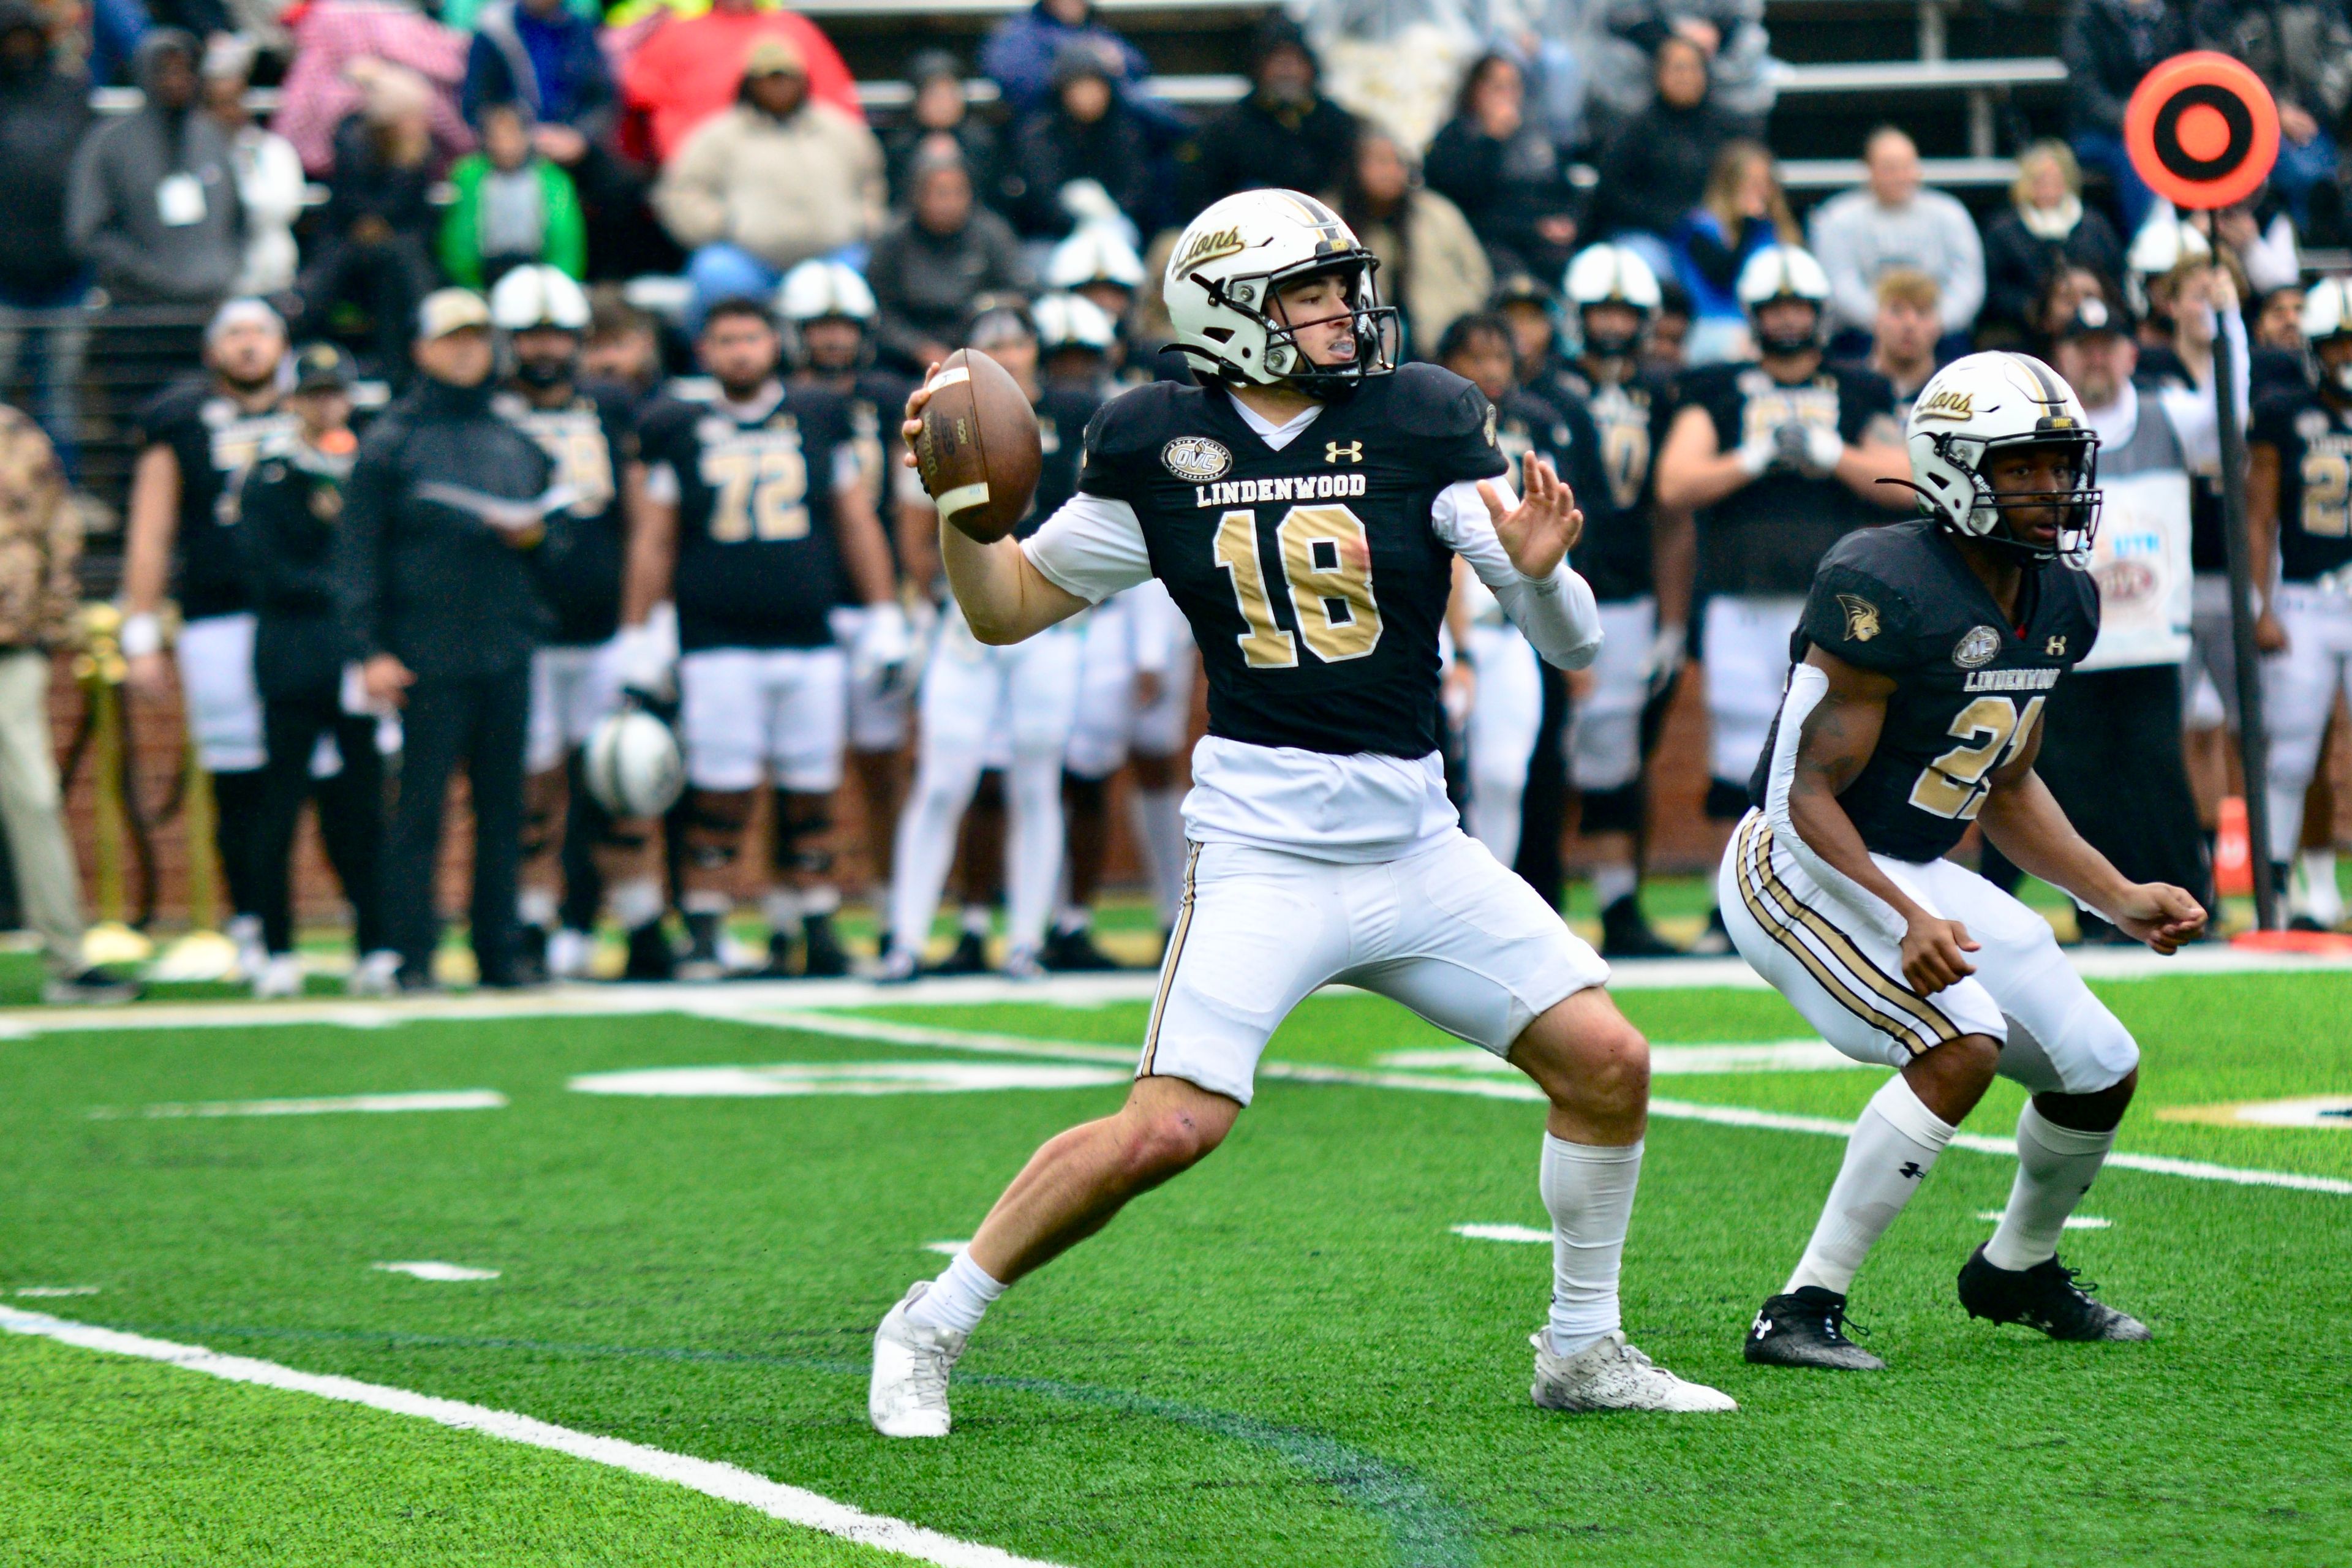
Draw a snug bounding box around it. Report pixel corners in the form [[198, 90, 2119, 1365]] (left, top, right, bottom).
[[1076, 364, 1509, 759], [1747, 518, 2101, 863]]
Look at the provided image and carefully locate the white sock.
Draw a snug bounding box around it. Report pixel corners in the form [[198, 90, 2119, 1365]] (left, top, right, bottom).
[[518, 887, 559, 930], [904, 1247, 1003, 1336], [763, 887, 803, 937], [1985, 1102, 2116, 1272], [1785, 1075, 1956, 1296], [609, 876, 665, 930], [1005, 750, 1065, 952], [800, 883, 840, 918], [681, 889, 731, 918], [1054, 904, 1091, 934], [2296, 848, 2342, 923], [1540, 1134, 1643, 1356], [888, 752, 981, 954], [960, 904, 993, 936], [1130, 785, 1188, 926], [1592, 863, 1638, 910]]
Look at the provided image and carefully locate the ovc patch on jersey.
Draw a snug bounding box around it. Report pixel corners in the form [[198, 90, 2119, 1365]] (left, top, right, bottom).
[[1162, 435, 1232, 482], [1952, 624, 2003, 668]]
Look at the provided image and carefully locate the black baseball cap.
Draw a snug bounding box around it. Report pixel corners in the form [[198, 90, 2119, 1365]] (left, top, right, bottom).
[[291, 341, 356, 393]]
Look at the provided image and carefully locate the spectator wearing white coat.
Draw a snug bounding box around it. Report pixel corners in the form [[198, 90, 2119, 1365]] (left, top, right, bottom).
[[1806, 126, 1985, 357], [203, 37, 307, 297]]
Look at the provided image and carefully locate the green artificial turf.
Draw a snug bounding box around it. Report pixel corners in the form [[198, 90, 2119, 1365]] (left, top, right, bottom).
[[1, 974, 2347, 1565]]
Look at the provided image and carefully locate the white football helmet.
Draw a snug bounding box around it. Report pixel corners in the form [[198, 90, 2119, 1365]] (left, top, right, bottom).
[[1034, 291, 1117, 354], [777, 258, 877, 325], [489, 265, 590, 333], [1904, 350, 2101, 565], [1564, 243, 1660, 358], [1046, 226, 1147, 292], [2302, 277, 2352, 393], [1735, 245, 1831, 354], [583, 708, 685, 818], [1163, 189, 1397, 388]]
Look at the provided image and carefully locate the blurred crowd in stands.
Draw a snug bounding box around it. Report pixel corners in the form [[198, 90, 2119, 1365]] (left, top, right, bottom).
[[0, 0, 2345, 1000]]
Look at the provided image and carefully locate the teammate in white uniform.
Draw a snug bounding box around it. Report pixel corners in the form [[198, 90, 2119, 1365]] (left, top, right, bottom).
[[870, 190, 1733, 1436], [1727, 353, 2203, 1370], [878, 304, 1098, 981]]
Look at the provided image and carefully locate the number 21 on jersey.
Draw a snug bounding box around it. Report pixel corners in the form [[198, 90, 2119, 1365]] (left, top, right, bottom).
[[1910, 695, 2045, 820], [1213, 507, 1384, 666]]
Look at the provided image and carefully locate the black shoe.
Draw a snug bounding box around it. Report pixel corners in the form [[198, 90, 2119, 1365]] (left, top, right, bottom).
[[1956, 1243, 2150, 1341], [395, 963, 439, 995], [929, 929, 990, 976], [2289, 913, 2332, 933], [43, 965, 140, 1005], [1745, 1287, 1887, 1370], [1041, 923, 1122, 971], [1599, 894, 1681, 958], [800, 911, 850, 978], [677, 911, 726, 982], [517, 922, 549, 969], [1684, 906, 1735, 957], [755, 929, 798, 978], [622, 920, 674, 981], [479, 954, 546, 990]]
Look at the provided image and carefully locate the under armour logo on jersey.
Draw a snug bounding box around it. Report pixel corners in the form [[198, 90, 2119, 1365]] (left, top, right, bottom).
[[1897, 1161, 1926, 1181], [2046, 635, 2068, 657], [1325, 440, 1363, 464]]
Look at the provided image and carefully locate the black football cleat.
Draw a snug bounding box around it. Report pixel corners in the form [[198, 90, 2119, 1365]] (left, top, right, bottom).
[[755, 930, 797, 979], [1745, 1287, 1887, 1370], [1956, 1244, 2150, 1341], [676, 911, 727, 982], [1041, 924, 1123, 972], [929, 929, 991, 976], [800, 911, 851, 978], [1599, 894, 1682, 958], [622, 920, 674, 981]]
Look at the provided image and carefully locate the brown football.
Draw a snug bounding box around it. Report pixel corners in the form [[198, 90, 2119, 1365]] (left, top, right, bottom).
[[913, 349, 1042, 543]]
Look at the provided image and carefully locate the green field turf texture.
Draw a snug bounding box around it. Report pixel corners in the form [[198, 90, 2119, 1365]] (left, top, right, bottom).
[[1, 972, 2347, 1565]]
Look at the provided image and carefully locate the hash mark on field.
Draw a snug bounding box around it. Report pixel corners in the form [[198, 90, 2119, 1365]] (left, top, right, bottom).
[[569, 1062, 1129, 1097], [90, 1090, 508, 1119], [1973, 1212, 2111, 1229], [372, 1261, 500, 1282], [12, 1286, 99, 1297], [1450, 1224, 1551, 1244], [1384, 1041, 1864, 1075], [923, 1240, 970, 1256]]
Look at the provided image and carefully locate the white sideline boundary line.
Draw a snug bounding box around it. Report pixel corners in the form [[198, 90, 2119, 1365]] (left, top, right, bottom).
[[0, 1306, 1067, 1568]]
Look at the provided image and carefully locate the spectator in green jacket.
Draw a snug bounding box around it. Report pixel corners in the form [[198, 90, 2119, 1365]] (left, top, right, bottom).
[[438, 100, 585, 289]]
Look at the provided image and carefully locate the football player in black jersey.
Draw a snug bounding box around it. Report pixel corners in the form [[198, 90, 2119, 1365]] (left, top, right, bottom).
[[1656, 244, 1912, 954], [488, 266, 669, 983], [870, 190, 1733, 1436], [2248, 276, 2352, 920], [879, 300, 1102, 982], [121, 298, 297, 982], [778, 258, 929, 934], [1553, 244, 1685, 957], [1724, 352, 2205, 1371], [619, 298, 907, 981]]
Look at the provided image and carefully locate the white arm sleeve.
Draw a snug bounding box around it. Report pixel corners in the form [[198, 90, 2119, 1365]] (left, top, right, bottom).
[[1760, 662, 1908, 941], [1429, 478, 1604, 670], [2156, 305, 2250, 473], [1020, 492, 1154, 604]]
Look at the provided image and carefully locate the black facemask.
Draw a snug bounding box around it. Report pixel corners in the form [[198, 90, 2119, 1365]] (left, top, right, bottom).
[[515, 355, 573, 389]]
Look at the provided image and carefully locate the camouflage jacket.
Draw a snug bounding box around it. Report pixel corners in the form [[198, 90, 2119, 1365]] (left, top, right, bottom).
[[0, 407, 81, 649]]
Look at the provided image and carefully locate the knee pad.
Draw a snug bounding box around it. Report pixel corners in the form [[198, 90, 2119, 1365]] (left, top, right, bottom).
[[1705, 778, 1752, 822], [771, 791, 834, 877], [1579, 783, 1644, 836], [682, 790, 752, 872]]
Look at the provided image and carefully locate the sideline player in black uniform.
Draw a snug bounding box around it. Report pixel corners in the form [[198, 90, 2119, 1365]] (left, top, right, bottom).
[[621, 297, 905, 980], [778, 258, 927, 921], [2249, 276, 2352, 913], [121, 299, 296, 979], [1724, 351, 2204, 1371], [870, 190, 1733, 1437], [1656, 245, 1911, 953], [1551, 244, 1684, 957], [488, 266, 669, 982]]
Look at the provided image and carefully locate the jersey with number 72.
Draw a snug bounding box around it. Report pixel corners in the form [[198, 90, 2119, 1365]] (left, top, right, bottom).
[[1747, 516, 2101, 863]]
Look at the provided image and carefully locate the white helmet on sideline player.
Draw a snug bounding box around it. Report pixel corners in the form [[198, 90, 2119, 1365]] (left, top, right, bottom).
[[2302, 276, 2352, 394], [777, 258, 878, 326], [1735, 245, 1831, 355], [1163, 189, 1397, 388], [489, 265, 591, 333], [1564, 244, 1660, 358], [1903, 350, 2101, 565], [584, 708, 686, 818], [1046, 226, 1147, 292], [1033, 291, 1118, 355]]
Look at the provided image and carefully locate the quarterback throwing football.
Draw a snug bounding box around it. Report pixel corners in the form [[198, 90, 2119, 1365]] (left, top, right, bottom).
[[1724, 352, 2206, 1370], [870, 190, 1736, 1436]]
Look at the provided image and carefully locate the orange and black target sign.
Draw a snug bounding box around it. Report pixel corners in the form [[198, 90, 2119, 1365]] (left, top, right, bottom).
[[2124, 51, 2280, 210]]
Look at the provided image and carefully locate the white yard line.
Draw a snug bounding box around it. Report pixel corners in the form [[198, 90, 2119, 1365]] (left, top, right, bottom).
[[372, 1262, 500, 1281], [88, 1090, 507, 1120], [0, 1306, 1068, 1568], [1450, 1224, 1551, 1244]]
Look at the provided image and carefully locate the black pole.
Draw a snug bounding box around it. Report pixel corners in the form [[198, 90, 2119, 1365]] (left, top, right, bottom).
[[2214, 321, 2277, 932]]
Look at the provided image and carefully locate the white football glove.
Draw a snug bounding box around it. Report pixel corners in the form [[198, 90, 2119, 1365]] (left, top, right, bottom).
[[1733, 427, 1779, 478], [614, 619, 676, 701], [1800, 423, 1846, 478], [1642, 621, 1686, 700], [853, 601, 913, 695]]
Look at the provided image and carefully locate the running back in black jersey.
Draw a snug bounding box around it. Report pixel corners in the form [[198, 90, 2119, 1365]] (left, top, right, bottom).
[[1746, 518, 2101, 863], [135, 378, 298, 620], [495, 380, 638, 647], [1678, 361, 1898, 597], [1077, 363, 1508, 758], [1030, 383, 1105, 538], [1544, 364, 1671, 603], [2250, 386, 2352, 584], [638, 384, 856, 652]]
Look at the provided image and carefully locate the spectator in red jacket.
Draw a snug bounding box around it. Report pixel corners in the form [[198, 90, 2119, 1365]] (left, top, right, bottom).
[[622, 0, 860, 165]]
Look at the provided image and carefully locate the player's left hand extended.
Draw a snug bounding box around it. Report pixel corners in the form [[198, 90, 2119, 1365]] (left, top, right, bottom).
[[2110, 882, 2207, 955], [1481, 450, 1582, 579]]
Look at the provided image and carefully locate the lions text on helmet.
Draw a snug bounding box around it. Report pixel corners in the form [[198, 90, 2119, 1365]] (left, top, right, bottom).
[[1898, 352, 2103, 567], [1162, 190, 1400, 391]]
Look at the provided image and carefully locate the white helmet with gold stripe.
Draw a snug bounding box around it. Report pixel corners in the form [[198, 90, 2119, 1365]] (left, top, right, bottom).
[[1904, 350, 2101, 564], [1162, 189, 1397, 389]]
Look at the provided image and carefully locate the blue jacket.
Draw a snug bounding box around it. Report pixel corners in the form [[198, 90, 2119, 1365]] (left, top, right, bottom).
[[980, 3, 1173, 130], [462, 1, 616, 140]]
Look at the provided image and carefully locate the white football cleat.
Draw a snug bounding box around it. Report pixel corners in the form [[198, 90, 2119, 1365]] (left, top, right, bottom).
[[252, 952, 304, 1000], [1531, 1329, 1738, 1414], [546, 927, 596, 980], [870, 1282, 967, 1438], [346, 949, 401, 998]]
